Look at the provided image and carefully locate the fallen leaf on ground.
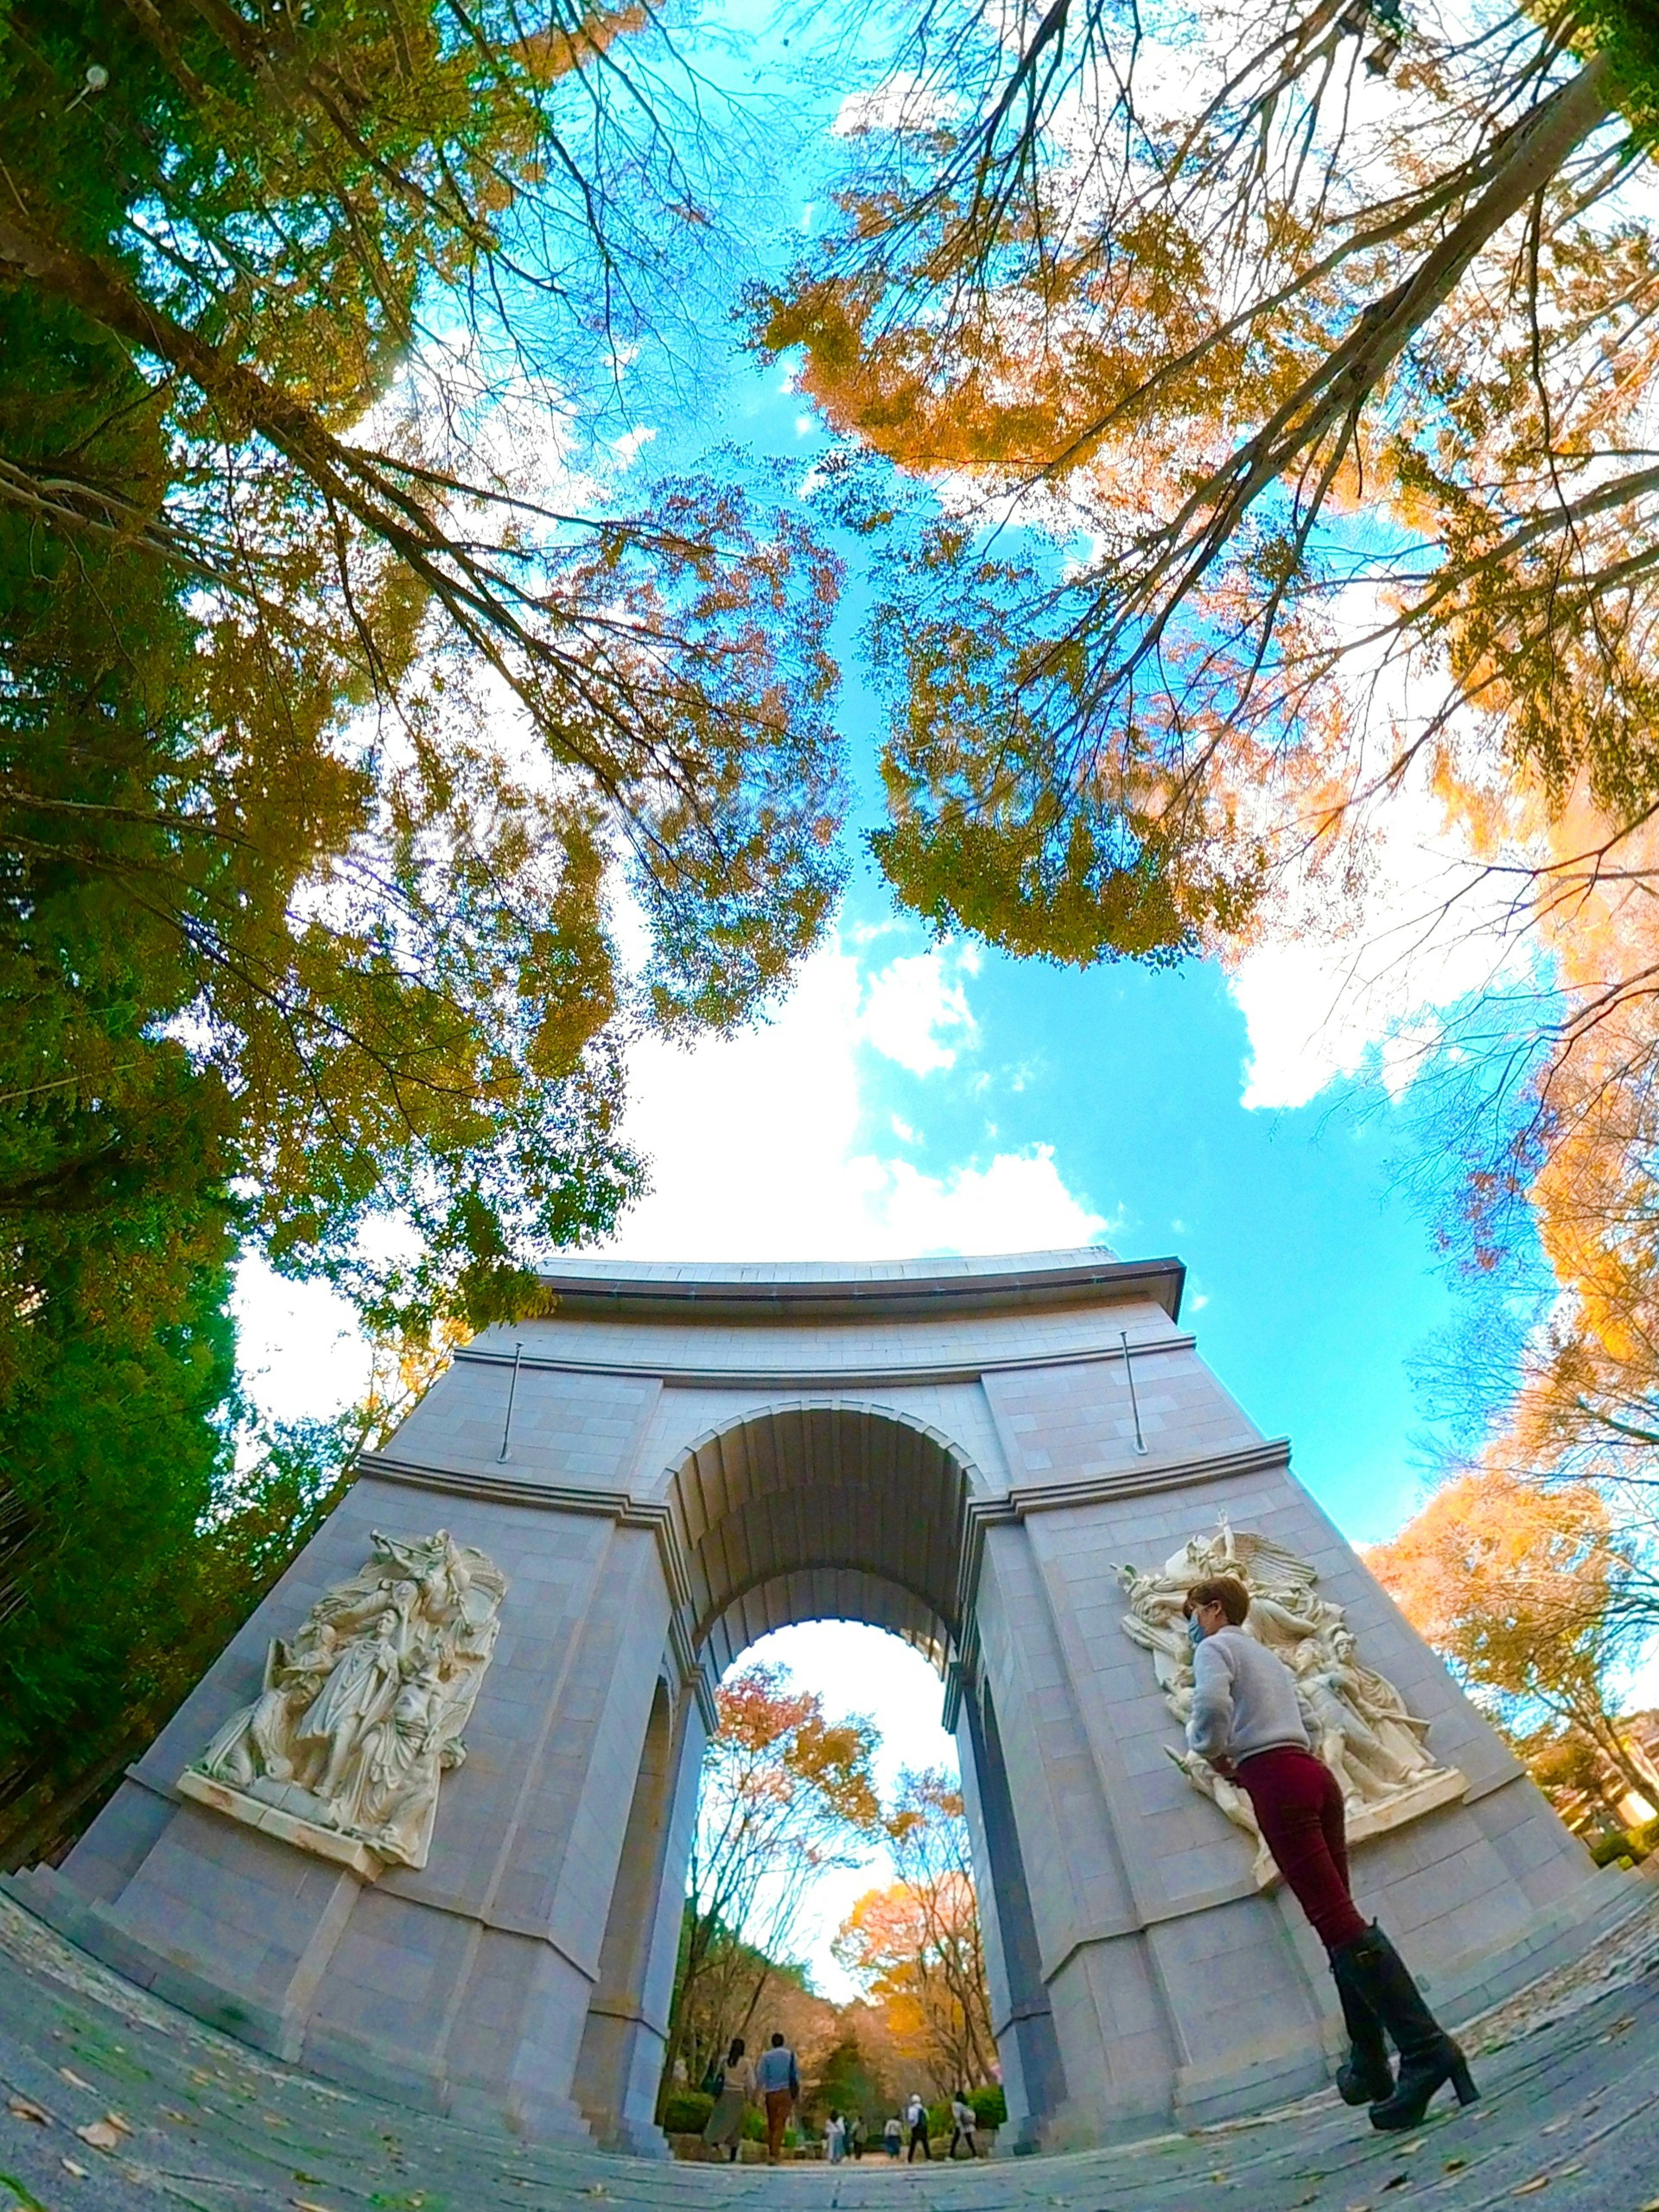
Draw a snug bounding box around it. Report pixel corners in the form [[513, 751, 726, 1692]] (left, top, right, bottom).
[[1513, 2182, 1549, 2198], [74, 2119, 125, 2152], [1539, 2119, 1570, 2136], [292, 2199, 338, 2212], [1396, 2141, 1424, 2155], [161, 2108, 191, 2123], [1381, 2179, 1408, 2193], [7, 2097, 51, 2124], [1444, 2157, 1468, 2172], [60, 2156, 88, 2177], [57, 2070, 93, 2092]]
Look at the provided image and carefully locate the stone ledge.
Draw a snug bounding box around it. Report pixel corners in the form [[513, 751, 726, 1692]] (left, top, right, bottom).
[[176, 1770, 386, 1881]]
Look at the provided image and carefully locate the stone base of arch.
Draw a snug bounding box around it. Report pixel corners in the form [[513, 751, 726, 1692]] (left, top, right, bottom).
[[9, 1251, 1644, 2152]]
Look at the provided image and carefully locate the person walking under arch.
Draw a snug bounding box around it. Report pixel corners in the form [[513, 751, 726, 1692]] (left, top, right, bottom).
[[701, 2036, 753, 2164], [883, 2113, 903, 2158], [948, 2092, 979, 2158], [754, 2031, 799, 2164], [1184, 1575, 1478, 2131], [905, 2092, 931, 2160]]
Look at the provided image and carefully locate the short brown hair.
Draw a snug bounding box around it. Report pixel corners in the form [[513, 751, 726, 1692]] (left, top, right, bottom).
[[1184, 1574, 1250, 1625]]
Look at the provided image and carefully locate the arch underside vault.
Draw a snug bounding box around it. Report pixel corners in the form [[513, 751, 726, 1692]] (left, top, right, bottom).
[[667, 1402, 969, 1678]]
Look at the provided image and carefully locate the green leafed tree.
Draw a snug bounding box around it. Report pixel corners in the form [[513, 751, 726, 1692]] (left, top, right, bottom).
[[0, 0, 846, 1861], [3, 0, 847, 1335]]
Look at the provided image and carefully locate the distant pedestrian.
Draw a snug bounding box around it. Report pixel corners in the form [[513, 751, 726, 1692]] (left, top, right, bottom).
[[754, 2032, 799, 2164], [948, 2094, 978, 2159], [826, 2111, 846, 2164], [702, 2036, 754, 2163], [849, 2114, 867, 2159], [884, 2115, 902, 2158], [906, 2093, 931, 2161]]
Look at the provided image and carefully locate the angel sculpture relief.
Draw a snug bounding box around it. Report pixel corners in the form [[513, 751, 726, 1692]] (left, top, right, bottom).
[[1117, 1519, 1463, 1870], [187, 1530, 506, 1873]]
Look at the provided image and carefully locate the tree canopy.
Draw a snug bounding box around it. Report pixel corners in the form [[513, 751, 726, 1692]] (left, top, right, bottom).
[[0, 0, 848, 1863], [1367, 1464, 1659, 1805], [760, 0, 1659, 1086], [3, 0, 848, 1336]]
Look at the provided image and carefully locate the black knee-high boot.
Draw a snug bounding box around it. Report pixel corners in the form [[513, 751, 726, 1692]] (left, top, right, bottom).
[[1328, 1932, 1394, 2105], [1337, 1924, 1479, 2129]]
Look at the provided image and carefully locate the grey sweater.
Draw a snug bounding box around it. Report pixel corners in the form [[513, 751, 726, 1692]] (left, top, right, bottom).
[[1186, 1625, 1309, 1764]]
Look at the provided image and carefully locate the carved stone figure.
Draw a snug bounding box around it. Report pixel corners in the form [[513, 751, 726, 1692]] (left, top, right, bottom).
[[180, 1530, 506, 1876], [1117, 1520, 1466, 1884]]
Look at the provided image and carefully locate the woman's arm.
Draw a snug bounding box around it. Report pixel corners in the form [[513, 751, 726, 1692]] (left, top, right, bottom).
[[1186, 1638, 1236, 1766]]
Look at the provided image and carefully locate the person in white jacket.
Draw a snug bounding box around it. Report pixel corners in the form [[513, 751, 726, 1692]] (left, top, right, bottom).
[[702, 2036, 754, 2163]]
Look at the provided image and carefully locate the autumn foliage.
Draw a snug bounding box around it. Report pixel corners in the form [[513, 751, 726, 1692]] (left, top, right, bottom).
[[0, 1, 845, 1865], [1367, 1469, 1659, 1815], [661, 1665, 884, 2112], [834, 1768, 995, 2098]]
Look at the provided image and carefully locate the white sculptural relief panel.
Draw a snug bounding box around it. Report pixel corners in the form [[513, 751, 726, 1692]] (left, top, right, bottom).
[[1117, 1520, 1465, 1886], [179, 1530, 506, 1878]]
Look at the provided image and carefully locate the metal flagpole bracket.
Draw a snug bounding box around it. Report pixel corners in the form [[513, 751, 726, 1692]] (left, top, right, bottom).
[[498, 1341, 524, 1462], [1121, 1331, 1149, 1454]]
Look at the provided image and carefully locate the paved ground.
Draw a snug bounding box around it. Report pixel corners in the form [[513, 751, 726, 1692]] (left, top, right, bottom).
[[3, 1894, 1659, 2212]]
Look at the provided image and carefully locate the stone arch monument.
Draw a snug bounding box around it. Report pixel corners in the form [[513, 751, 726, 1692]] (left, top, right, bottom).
[[13, 1249, 1640, 2150]]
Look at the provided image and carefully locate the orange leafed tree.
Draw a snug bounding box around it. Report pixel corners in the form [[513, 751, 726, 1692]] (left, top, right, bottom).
[[1367, 1468, 1659, 1811], [833, 1767, 995, 2096], [756, 0, 1659, 1249]]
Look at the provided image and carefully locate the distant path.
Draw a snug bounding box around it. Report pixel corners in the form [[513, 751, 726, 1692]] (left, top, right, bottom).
[[3, 1893, 1659, 2212]]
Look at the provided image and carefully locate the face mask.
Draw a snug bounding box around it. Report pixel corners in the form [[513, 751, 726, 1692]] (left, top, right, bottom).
[[1186, 1614, 1205, 1649]]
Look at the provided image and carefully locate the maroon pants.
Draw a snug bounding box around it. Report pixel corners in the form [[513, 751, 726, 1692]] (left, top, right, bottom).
[[1236, 1746, 1367, 1952]]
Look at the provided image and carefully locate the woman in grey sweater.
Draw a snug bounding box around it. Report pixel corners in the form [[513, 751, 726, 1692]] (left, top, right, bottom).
[[1185, 1574, 1477, 2132]]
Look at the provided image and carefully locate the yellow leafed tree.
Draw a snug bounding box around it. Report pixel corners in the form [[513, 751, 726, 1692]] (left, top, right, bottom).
[[833, 1768, 995, 2096]]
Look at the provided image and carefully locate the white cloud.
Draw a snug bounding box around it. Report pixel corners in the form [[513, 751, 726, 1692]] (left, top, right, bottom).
[[1228, 748, 1535, 1112], [232, 1256, 368, 1425], [609, 423, 656, 467], [233, 931, 1109, 1426], [833, 72, 956, 137], [605, 935, 1107, 1261], [860, 946, 976, 1074]]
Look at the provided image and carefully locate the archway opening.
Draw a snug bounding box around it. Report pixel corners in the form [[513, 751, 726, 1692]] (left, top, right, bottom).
[[642, 1399, 1012, 2150], [663, 1620, 998, 2158]]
